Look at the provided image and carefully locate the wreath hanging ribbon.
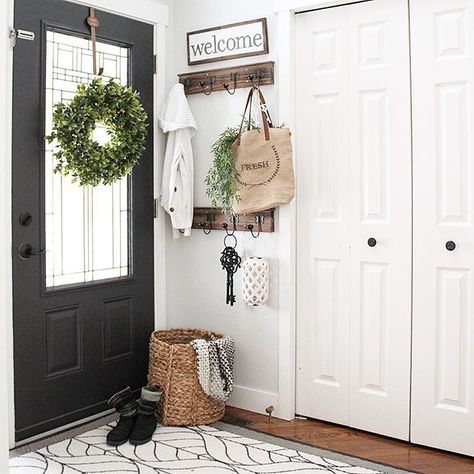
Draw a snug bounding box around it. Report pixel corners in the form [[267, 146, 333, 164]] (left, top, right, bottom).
[[46, 78, 148, 187]]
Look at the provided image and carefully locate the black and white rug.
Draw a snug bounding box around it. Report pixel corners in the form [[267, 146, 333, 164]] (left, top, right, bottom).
[[10, 422, 412, 473]]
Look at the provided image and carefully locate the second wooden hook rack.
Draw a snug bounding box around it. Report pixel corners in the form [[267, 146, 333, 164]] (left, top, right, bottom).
[[178, 61, 274, 96], [192, 207, 274, 234]]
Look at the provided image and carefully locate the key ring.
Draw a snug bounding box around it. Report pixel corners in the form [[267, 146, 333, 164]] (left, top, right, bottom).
[[224, 233, 237, 249]]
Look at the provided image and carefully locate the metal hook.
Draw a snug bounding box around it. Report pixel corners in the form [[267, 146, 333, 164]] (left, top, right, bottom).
[[248, 74, 256, 88], [246, 215, 263, 238], [222, 215, 237, 236], [198, 221, 212, 235], [199, 77, 214, 96], [223, 73, 238, 95], [183, 78, 193, 96], [221, 222, 234, 236], [248, 72, 262, 89], [245, 224, 260, 238]]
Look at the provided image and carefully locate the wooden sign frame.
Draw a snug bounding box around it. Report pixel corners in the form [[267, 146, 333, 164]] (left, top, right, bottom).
[[187, 18, 269, 66]]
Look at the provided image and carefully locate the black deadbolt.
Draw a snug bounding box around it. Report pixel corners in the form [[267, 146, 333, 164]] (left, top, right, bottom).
[[446, 241, 456, 251], [368, 237, 377, 247], [19, 211, 32, 226], [18, 243, 45, 260]]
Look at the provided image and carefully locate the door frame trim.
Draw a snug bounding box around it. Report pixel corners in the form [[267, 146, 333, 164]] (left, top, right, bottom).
[[0, 0, 169, 461]]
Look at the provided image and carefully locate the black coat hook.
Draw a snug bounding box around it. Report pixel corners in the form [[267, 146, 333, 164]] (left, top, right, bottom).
[[183, 78, 193, 96], [199, 77, 214, 96], [245, 215, 263, 238], [248, 74, 256, 88], [198, 221, 212, 235], [223, 72, 238, 95], [222, 215, 238, 235], [221, 222, 234, 236], [248, 72, 262, 89]]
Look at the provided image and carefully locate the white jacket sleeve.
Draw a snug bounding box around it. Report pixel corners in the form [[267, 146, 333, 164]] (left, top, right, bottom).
[[168, 135, 193, 237]]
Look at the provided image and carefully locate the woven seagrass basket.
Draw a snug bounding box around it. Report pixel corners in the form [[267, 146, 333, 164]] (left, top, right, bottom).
[[148, 328, 226, 426]]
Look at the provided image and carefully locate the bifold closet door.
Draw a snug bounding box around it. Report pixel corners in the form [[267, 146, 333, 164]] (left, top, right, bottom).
[[411, 0, 474, 457], [296, 0, 412, 440]]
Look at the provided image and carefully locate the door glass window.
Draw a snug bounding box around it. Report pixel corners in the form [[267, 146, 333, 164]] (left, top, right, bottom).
[[45, 30, 130, 288]]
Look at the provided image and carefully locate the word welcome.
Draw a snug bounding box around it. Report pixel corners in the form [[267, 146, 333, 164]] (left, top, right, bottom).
[[191, 33, 263, 58], [187, 18, 268, 65]]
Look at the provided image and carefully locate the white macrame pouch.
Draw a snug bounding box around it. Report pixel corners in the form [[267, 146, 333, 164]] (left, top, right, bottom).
[[242, 256, 270, 306]]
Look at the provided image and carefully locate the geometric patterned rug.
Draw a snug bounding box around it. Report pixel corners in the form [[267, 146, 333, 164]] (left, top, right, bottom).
[[9, 423, 408, 473]]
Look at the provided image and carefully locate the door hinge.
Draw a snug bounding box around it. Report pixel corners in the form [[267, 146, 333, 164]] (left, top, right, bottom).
[[153, 198, 159, 218], [153, 54, 157, 74], [9, 27, 35, 48]]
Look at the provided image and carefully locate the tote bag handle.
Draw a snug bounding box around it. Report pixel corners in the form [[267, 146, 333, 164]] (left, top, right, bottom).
[[237, 87, 271, 145]]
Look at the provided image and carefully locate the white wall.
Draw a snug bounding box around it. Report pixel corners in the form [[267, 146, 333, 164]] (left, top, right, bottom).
[[166, 0, 282, 414]]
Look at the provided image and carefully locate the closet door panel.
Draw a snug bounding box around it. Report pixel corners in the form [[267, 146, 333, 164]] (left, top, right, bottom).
[[296, 7, 351, 425], [348, 0, 412, 440], [296, 0, 411, 439], [411, 0, 474, 456]]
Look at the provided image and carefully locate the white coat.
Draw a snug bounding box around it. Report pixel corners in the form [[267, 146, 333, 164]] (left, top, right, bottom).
[[159, 83, 197, 238]]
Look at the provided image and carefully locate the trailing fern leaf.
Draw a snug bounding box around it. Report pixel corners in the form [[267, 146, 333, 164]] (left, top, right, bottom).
[[205, 119, 259, 213]]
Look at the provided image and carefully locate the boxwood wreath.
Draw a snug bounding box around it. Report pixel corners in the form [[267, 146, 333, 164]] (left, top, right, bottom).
[[46, 78, 148, 187]]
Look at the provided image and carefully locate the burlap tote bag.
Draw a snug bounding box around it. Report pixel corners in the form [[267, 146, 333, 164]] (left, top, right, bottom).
[[232, 88, 294, 214]]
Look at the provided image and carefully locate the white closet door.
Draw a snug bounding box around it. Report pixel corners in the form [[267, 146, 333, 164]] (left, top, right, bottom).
[[296, 0, 412, 439], [347, 0, 411, 440], [411, 0, 474, 456], [296, 6, 352, 426]]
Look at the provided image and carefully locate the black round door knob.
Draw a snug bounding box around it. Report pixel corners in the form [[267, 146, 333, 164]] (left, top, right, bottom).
[[446, 241, 456, 251], [18, 211, 32, 226], [368, 238, 377, 247], [18, 243, 46, 260]]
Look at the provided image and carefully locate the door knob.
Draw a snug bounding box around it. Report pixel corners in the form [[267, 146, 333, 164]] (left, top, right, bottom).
[[368, 237, 377, 247], [18, 211, 32, 226], [18, 243, 46, 260], [446, 241, 456, 251]]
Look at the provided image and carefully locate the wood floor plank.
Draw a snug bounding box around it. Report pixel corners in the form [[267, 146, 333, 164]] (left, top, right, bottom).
[[225, 406, 474, 474]]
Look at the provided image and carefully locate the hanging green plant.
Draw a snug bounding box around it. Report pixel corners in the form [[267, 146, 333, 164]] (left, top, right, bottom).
[[45, 78, 148, 187], [205, 125, 243, 213]]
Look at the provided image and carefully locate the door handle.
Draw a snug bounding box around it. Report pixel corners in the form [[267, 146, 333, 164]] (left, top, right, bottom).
[[445, 241, 456, 251], [18, 243, 46, 260], [368, 237, 377, 247]]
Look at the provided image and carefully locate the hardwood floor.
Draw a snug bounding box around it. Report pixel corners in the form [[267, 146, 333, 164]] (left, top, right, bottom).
[[225, 406, 474, 474]]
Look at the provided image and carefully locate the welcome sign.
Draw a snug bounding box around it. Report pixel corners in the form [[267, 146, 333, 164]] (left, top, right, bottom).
[[187, 18, 269, 66]]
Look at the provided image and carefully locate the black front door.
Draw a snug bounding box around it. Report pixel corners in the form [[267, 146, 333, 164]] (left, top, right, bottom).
[[12, 0, 154, 441]]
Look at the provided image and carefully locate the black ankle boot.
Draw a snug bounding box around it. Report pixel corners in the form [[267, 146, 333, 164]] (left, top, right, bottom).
[[129, 386, 162, 445], [107, 386, 138, 447]]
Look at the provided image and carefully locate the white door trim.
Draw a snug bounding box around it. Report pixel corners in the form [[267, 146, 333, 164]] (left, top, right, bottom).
[[274, 0, 373, 12], [0, 1, 169, 468], [275, 8, 297, 422], [0, 1, 15, 468]]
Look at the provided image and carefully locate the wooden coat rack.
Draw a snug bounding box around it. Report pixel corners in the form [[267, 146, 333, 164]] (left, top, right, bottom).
[[178, 61, 274, 96], [192, 207, 274, 234]]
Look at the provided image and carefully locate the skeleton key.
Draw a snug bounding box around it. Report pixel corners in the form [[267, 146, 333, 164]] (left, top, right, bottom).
[[220, 245, 241, 306]]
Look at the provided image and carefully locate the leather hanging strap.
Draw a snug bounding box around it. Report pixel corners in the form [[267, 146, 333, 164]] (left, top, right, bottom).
[[237, 87, 271, 145], [256, 88, 274, 130], [87, 7, 103, 76]]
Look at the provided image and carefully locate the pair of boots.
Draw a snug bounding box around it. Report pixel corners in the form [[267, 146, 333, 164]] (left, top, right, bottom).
[[106, 386, 162, 446]]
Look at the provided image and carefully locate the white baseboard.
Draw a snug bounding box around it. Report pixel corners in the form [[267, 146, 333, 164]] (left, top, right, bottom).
[[227, 385, 280, 418]]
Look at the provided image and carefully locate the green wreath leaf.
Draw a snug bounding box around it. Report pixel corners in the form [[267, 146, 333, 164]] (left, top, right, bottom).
[[45, 78, 148, 187]]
